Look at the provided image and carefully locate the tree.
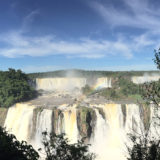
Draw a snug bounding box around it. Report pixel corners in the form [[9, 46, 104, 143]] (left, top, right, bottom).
[[0, 69, 37, 108], [127, 49, 160, 160], [127, 134, 160, 160], [0, 126, 95, 160], [0, 126, 39, 160], [39, 131, 96, 160]]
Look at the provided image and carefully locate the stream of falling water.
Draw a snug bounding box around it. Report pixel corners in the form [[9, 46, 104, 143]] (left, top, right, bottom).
[[62, 107, 78, 143], [4, 103, 159, 160], [4, 103, 35, 142], [32, 109, 52, 150]]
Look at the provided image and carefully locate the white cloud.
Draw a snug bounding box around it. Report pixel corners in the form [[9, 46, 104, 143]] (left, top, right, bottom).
[[0, 5, 158, 60], [22, 10, 39, 32], [0, 31, 133, 59], [89, 0, 160, 53], [91, 0, 160, 31]]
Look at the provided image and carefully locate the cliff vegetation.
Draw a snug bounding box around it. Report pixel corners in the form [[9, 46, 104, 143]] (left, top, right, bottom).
[[82, 77, 144, 103], [0, 68, 37, 108]]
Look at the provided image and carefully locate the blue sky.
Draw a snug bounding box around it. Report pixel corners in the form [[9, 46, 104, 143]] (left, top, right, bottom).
[[0, 0, 159, 72]]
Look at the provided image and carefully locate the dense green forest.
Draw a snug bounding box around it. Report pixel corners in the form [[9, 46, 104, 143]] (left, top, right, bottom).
[[0, 69, 37, 108]]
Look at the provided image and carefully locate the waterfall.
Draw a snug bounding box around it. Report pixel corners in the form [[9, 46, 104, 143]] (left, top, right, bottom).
[[90, 104, 146, 160], [36, 77, 112, 91], [131, 75, 160, 84], [94, 77, 112, 90], [125, 104, 144, 134], [61, 107, 78, 143], [90, 108, 108, 160], [32, 109, 53, 150], [4, 102, 157, 160], [148, 105, 160, 139], [4, 103, 35, 142], [36, 78, 87, 91], [99, 104, 126, 160]]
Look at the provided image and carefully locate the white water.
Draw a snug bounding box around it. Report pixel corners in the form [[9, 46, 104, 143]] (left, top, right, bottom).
[[4, 103, 35, 142], [61, 106, 79, 143], [90, 104, 126, 160], [132, 75, 160, 84], [32, 109, 52, 150], [94, 77, 112, 89], [36, 78, 87, 91], [4, 103, 158, 160], [36, 77, 112, 91]]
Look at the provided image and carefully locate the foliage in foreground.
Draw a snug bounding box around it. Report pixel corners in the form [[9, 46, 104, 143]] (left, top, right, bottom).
[[0, 68, 37, 108], [0, 126, 95, 160], [127, 134, 160, 160], [0, 126, 39, 160], [40, 131, 95, 160]]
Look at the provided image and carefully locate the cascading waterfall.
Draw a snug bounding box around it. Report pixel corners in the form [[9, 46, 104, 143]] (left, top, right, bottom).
[[36, 78, 87, 91], [32, 109, 53, 150], [94, 77, 112, 89], [4, 103, 35, 142], [36, 77, 112, 91], [90, 108, 108, 160], [61, 107, 78, 143], [148, 105, 160, 139], [125, 104, 144, 134], [4, 102, 157, 160], [131, 75, 160, 84], [90, 104, 126, 160]]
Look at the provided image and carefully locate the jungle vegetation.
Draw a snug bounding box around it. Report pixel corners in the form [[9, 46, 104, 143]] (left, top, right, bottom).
[[82, 77, 144, 103], [0, 127, 95, 160], [0, 68, 37, 108]]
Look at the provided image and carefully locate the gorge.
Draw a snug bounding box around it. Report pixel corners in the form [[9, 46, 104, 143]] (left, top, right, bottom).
[[1, 73, 160, 160]]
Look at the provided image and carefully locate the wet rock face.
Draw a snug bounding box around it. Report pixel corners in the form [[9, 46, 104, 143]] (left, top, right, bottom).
[[52, 109, 63, 134], [0, 108, 8, 126], [140, 104, 151, 131], [76, 107, 96, 141], [30, 107, 43, 140], [121, 104, 126, 126]]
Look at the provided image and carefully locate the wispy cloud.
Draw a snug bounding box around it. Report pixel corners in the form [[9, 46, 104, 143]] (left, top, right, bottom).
[[89, 0, 160, 54], [91, 0, 160, 31], [0, 4, 158, 60], [0, 30, 133, 59], [22, 10, 39, 32]]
